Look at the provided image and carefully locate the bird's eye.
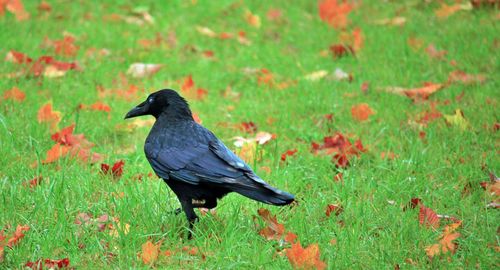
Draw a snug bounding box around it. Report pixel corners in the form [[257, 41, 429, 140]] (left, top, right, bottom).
[[148, 98, 154, 103]]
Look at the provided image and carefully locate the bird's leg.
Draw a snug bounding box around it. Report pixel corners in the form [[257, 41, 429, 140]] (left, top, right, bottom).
[[180, 199, 198, 239]]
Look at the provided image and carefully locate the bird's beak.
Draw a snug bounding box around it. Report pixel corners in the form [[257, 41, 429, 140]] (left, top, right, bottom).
[[124, 101, 148, 119]]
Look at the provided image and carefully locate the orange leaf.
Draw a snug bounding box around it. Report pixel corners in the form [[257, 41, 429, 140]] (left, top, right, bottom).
[[425, 221, 462, 259], [3, 86, 25, 102], [351, 103, 374, 121], [325, 204, 343, 217], [318, 0, 354, 29], [386, 83, 444, 102], [244, 10, 261, 28], [42, 143, 70, 164], [4, 0, 30, 21], [79, 101, 111, 113], [37, 102, 62, 131], [419, 205, 440, 229], [53, 36, 79, 57], [141, 241, 160, 265], [7, 224, 30, 247], [286, 242, 327, 270]]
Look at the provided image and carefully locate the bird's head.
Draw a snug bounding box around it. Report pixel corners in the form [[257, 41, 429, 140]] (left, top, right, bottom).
[[124, 89, 192, 120]]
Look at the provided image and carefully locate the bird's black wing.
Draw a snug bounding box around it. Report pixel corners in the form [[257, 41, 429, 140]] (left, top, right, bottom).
[[145, 123, 253, 186]]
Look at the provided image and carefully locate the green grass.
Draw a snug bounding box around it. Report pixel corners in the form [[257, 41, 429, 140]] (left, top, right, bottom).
[[1, 0, 499, 269]]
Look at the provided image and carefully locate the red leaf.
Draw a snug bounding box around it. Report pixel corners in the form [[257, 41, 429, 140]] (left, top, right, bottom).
[[325, 204, 343, 217], [101, 160, 125, 178], [181, 75, 208, 100], [329, 44, 353, 58], [333, 153, 349, 168], [239, 121, 258, 134], [448, 70, 486, 85], [42, 143, 71, 164], [318, 0, 354, 29], [286, 242, 327, 270], [79, 101, 111, 113], [23, 176, 42, 188], [5, 50, 32, 64], [351, 103, 374, 121], [53, 36, 79, 57], [333, 172, 343, 182], [281, 149, 298, 162], [419, 205, 440, 229], [44, 258, 70, 269]]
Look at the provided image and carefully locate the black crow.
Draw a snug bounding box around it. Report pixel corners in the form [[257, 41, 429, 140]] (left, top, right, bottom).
[[125, 89, 294, 236]]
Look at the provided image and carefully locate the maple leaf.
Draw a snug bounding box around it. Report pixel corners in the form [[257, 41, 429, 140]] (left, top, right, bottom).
[[385, 83, 444, 102], [101, 160, 125, 179], [141, 240, 160, 265], [257, 208, 285, 240], [53, 36, 79, 57], [425, 221, 462, 259], [419, 205, 440, 229], [37, 102, 62, 131], [7, 224, 30, 247], [415, 104, 442, 127], [351, 103, 374, 121], [42, 143, 70, 164], [23, 176, 43, 188], [318, 0, 354, 29], [3, 86, 25, 102], [27, 55, 80, 78], [286, 242, 327, 270], [180, 75, 208, 100], [281, 149, 298, 162], [444, 109, 470, 130], [78, 101, 111, 114], [25, 258, 70, 269], [126, 63, 163, 78], [1, 0, 30, 21]]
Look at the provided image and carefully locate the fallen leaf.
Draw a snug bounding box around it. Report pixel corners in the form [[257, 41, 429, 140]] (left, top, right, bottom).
[[101, 160, 125, 179], [257, 208, 285, 240], [444, 109, 470, 130], [435, 3, 472, 18], [5, 50, 32, 64], [7, 224, 30, 247], [425, 221, 462, 259], [181, 75, 208, 100], [448, 70, 486, 84], [1, 0, 30, 21], [244, 10, 261, 28], [3, 86, 26, 101], [318, 0, 354, 29], [281, 149, 298, 162], [385, 83, 444, 102], [37, 102, 62, 131], [23, 176, 43, 188], [351, 103, 374, 121], [127, 63, 162, 78], [325, 204, 343, 217], [141, 241, 160, 265], [419, 205, 440, 229], [79, 101, 111, 114], [286, 242, 327, 270]]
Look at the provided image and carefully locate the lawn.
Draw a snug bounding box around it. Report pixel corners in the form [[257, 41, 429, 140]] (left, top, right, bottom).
[[1, 0, 499, 269]]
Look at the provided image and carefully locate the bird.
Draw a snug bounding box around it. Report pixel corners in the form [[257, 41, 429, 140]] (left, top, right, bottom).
[[125, 89, 294, 237]]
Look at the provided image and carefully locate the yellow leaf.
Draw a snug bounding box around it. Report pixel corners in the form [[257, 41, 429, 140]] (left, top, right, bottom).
[[444, 109, 470, 130]]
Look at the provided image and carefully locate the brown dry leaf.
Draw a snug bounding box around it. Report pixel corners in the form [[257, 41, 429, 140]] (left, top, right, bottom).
[[286, 242, 327, 270], [257, 208, 285, 240]]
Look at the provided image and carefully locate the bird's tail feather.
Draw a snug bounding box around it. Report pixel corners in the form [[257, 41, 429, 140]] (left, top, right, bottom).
[[232, 184, 294, 206]]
